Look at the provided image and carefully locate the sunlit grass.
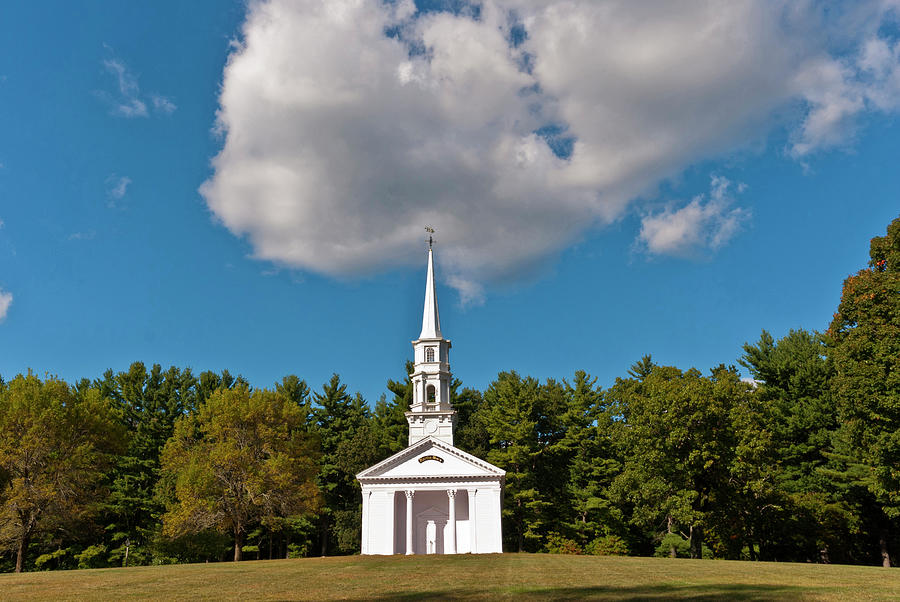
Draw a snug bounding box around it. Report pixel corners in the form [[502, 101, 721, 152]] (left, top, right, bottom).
[[2, 553, 898, 600]]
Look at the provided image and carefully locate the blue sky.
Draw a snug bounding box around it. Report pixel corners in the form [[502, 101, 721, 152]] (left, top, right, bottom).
[[1, 1, 898, 403]]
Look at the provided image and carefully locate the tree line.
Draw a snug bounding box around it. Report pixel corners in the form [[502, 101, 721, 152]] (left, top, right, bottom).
[[1, 215, 898, 572]]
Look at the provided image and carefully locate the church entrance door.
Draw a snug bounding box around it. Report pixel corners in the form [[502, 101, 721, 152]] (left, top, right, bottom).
[[416, 506, 448, 554]]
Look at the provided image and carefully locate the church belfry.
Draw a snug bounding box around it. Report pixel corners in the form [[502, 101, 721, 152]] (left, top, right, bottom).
[[406, 241, 457, 446]]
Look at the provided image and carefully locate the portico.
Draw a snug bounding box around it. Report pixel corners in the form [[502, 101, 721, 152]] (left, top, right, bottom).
[[358, 437, 504, 555]]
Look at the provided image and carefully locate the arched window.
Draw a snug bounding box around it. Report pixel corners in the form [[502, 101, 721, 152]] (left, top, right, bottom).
[[425, 347, 435, 363], [426, 384, 436, 406]]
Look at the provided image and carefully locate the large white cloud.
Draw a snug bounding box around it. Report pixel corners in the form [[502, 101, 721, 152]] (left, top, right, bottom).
[[201, 0, 900, 300]]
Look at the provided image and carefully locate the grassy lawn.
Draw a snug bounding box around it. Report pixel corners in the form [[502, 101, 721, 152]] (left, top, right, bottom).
[[2, 554, 898, 601]]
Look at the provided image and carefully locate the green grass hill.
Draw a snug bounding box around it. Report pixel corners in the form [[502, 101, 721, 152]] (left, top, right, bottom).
[[2, 553, 898, 600]]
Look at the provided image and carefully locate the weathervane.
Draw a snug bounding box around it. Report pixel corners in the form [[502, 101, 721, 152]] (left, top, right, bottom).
[[425, 226, 435, 249]]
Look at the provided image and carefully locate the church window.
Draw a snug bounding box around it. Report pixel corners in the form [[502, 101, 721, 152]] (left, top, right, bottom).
[[426, 384, 436, 406], [426, 347, 435, 362]]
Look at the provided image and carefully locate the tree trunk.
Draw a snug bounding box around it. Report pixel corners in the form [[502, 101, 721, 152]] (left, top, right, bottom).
[[320, 516, 328, 556], [15, 533, 28, 573], [748, 540, 757, 562], [517, 518, 524, 553], [234, 529, 243, 562], [689, 525, 703, 559], [880, 529, 891, 568], [516, 496, 524, 552], [124, 538, 130, 567], [667, 516, 677, 558]]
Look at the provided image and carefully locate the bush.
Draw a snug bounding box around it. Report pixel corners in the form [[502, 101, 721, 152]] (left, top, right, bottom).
[[76, 544, 108, 569], [107, 541, 152, 567], [287, 543, 309, 559], [544, 532, 583, 555], [151, 555, 180, 565], [152, 529, 231, 564], [34, 548, 70, 571], [654, 533, 691, 558], [586, 535, 629, 556]]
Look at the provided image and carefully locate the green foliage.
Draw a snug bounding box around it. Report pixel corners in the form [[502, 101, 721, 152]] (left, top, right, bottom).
[[380, 363, 415, 454], [741, 329, 834, 490], [609, 363, 753, 559], [150, 528, 231, 564], [477, 371, 613, 552], [276, 375, 311, 418], [76, 544, 108, 569], [285, 515, 317, 558], [828, 216, 900, 516], [736, 329, 868, 563], [543, 532, 582, 555], [480, 372, 547, 551], [585, 535, 629, 556], [33, 548, 69, 571], [0, 373, 126, 572], [101, 363, 202, 568], [826, 215, 900, 566], [654, 533, 691, 558], [160, 386, 321, 562], [311, 374, 372, 555], [451, 384, 489, 457], [628, 355, 655, 380], [560, 371, 622, 545]]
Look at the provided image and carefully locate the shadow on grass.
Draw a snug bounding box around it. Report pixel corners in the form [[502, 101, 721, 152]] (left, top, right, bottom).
[[355, 582, 807, 600]]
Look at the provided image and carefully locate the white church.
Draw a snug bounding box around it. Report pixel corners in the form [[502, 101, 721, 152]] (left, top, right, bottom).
[[356, 242, 505, 555]]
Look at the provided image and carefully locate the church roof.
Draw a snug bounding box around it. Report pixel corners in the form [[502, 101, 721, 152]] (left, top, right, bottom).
[[357, 437, 505, 482], [419, 247, 442, 339]]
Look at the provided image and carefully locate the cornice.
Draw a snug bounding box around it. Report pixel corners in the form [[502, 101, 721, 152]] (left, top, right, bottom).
[[358, 474, 504, 484], [356, 436, 505, 479]]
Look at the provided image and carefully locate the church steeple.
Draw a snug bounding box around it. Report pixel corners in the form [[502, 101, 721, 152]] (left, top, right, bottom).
[[406, 236, 456, 446], [420, 246, 442, 339]]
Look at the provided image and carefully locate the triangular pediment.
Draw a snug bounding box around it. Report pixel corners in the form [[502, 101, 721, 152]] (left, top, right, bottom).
[[357, 437, 505, 481]]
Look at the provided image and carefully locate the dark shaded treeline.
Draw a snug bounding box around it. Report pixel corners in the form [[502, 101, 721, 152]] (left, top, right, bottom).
[[1, 215, 898, 572]]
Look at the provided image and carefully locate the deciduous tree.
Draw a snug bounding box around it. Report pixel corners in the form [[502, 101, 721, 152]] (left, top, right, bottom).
[[828, 215, 900, 567], [160, 386, 320, 561], [0, 373, 124, 572], [609, 363, 751, 559]]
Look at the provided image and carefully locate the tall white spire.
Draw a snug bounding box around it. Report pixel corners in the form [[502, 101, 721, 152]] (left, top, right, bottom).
[[419, 246, 442, 339], [407, 237, 455, 445]]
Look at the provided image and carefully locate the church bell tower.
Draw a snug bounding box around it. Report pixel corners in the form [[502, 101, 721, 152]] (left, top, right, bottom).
[[406, 237, 456, 445]]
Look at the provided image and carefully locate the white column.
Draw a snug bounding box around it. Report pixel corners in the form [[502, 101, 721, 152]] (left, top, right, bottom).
[[490, 488, 503, 553], [371, 490, 395, 555], [447, 489, 457, 554], [361, 489, 371, 555], [405, 490, 415, 555], [468, 489, 477, 554]]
